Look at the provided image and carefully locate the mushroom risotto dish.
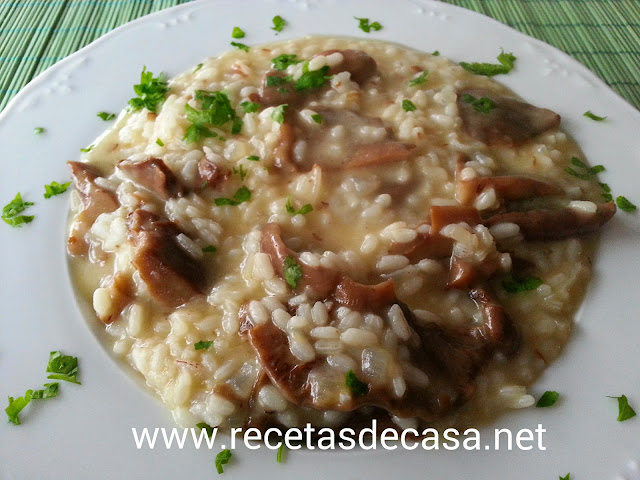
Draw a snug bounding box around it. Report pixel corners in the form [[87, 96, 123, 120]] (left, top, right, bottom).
[[67, 36, 615, 433]]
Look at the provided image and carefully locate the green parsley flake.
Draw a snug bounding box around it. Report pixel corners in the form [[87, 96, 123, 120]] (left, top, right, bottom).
[[2, 192, 35, 227], [311, 113, 323, 124], [215, 186, 251, 206], [502, 275, 542, 293], [463, 93, 496, 114], [600, 182, 613, 202], [247, 155, 260, 161], [6, 390, 33, 425], [43, 181, 71, 199], [194, 63, 203, 72], [46, 351, 81, 385], [197, 422, 215, 437], [231, 27, 245, 39], [346, 370, 368, 396], [34, 127, 45, 135], [194, 340, 213, 351], [128, 66, 169, 113], [432, 50, 440, 56], [409, 70, 429, 87], [184, 90, 243, 143], [460, 50, 517, 76], [536, 391, 560, 408], [31, 383, 59, 400], [183, 124, 217, 143], [271, 104, 288, 124], [240, 101, 261, 113], [295, 63, 329, 91], [272, 54, 302, 71], [277, 443, 286, 463], [266, 75, 291, 87], [402, 99, 417, 112], [616, 196, 636, 213], [285, 196, 313, 215], [215, 449, 232, 474], [272, 15, 286, 33], [608, 395, 636, 421], [283, 255, 302, 289], [230, 41, 249, 52], [584, 110, 607, 121], [202, 245, 217, 253], [97, 111, 115, 121], [80, 144, 94, 153], [565, 157, 606, 180], [355, 17, 382, 33], [559, 475, 571, 480], [233, 165, 248, 181], [156, 138, 165, 147]]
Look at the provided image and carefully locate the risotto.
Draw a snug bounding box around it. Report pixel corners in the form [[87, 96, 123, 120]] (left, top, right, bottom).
[[67, 36, 615, 433]]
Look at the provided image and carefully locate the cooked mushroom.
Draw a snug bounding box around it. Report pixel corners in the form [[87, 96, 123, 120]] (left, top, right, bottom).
[[456, 175, 563, 206], [118, 157, 185, 199], [318, 49, 378, 84]]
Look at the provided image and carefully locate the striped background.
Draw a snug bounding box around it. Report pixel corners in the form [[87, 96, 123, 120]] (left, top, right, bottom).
[[0, 0, 638, 111]]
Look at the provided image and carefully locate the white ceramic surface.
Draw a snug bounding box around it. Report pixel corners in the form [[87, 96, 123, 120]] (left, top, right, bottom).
[[1, 1, 639, 478]]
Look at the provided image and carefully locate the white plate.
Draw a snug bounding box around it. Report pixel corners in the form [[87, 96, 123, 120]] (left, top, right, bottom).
[[1, 1, 639, 478]]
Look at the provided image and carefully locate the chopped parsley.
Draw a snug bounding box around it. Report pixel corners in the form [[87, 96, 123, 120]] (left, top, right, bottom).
[[197, 422, 215, 437], [272, 54, 302, 71], [214, 186, 251, 206], [559, 475, 570, 480], [311, 113, 323, 124], [616, 196, 636, 213], [184, 90, 243, 143], [230, 41, 249, 52], [215, 449, 232, 474], [409, 70, 429, 87], [283, 255, 302, 289], [246, 155, 260, 161], [271, 104, 288, 124], [240, 101, 261, 113], [43, 181, 71, 199], [231, 27, 245, 39], [233, 164, 248, 181], [536, 391, 559, 407], [502, 275, 542, 293], [599, 182, 613, 202], [294, 62, 330, 91], [34, 127, 45, 134], [355, 16, 382, 33], [346, 370, 368, 396], [266, 75, 291, 87], [194, 63, 203, 72], [402, 99, 417, 112], [80, 144, 94, 153], [584, 110, 607, 121], [608, 395, 636, 421], [2, 192, 34, 227], [156, 138, 165, 147], [97, 111, 115, 121], [46, 351, 81, 384], [128, 66, 169, 113], [272, 15, 286, 33], [285, 196, 313, 215], [565, 157, 605, 180], [202, 245, 217, 253], [432, 50, 440, 56], [460, 50, 517, 76], [31, 382, 59, 400], [277, 443, 286, 463], [194, 340, 213, 351], [462, 93, 496, 114], [6, 390, 33, 425]]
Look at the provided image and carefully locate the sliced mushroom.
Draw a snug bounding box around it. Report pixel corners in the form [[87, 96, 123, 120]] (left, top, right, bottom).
[[127, 209, 205, 308], [67, 161, 119, 256], [273, 122, 299, 173], [118, 157, 185, 199], [388, 227, 454, 262], [457, 88, 561, 146], [456, 175, 563, 206], [483, 201, 616, 240], [333, 276, 397, 312], [197, 157, 228, 190], [430, 205, 481, 234], [318, 49, 377, 84]]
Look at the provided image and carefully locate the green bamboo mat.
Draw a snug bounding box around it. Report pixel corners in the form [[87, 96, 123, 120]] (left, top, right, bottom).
[[0, 0, 638, 112]]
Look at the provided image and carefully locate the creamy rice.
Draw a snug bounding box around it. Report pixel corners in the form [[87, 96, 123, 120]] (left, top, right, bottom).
[[67, 36, 613, 432]]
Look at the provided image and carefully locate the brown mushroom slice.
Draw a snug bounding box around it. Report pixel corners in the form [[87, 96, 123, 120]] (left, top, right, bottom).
[[456, 175, 563, 206], [127, 209, 205, 308], [67, 161, 119, 256], [118, 158, 185, 199], [483, 201, 616, 240], [457, 88, 561, 146], [197, 157, 228, 190], [260, 223, 338, 298], [318, 49, 377, 84], [388, 228, 454, 262], [273, 122, 299, 173], [430, 205, 481, 233], [468, 288, 519, 355], [333, 276, 397, 313]]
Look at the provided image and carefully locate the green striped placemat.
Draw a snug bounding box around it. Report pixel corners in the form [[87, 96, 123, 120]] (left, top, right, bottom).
[[0, 0, 638, 112]]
